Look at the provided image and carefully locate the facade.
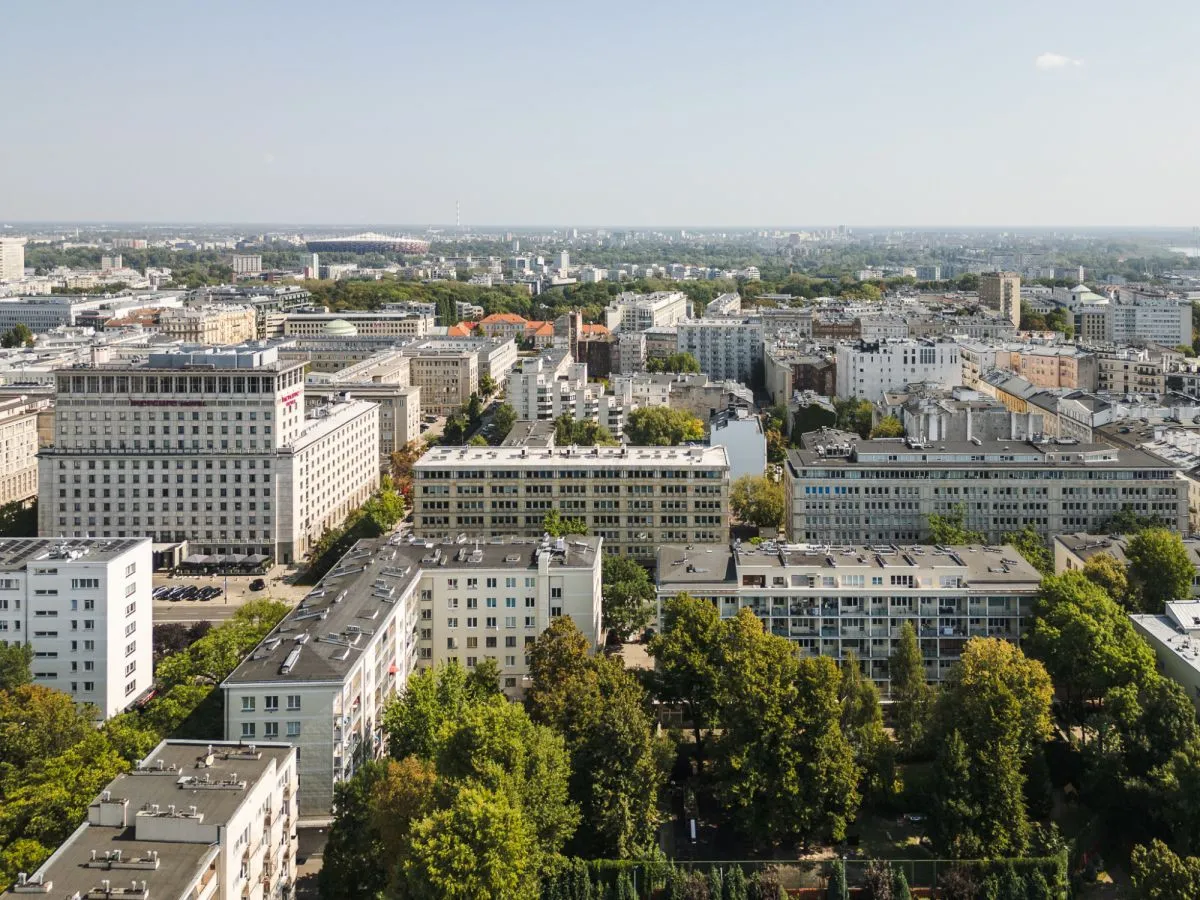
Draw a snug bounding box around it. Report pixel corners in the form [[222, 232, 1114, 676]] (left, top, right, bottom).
[[306, 381, 421, 457], [0, 237, 26, 281], [900, 391, 1042, 443], [38, 346, 380, 565], [505, 350, 626, 437], [401, 348, 478, 416], [0, 297, 86, 332], [0, 537, 152, 719], [231, 253, 263, 275], [997, 345, 1097, 391], [676, 317, 765, 385], [704, 292, 742, 317], [190, 285, 312, 339], [281, 310, 433, 339], [604, 291, 689, 332], [1094, 346, 1168, 395], [1054, 532, 1200, 596], [765, 346, 837, 404], [786, 438, 1188, 544], [159, 305, 257, 345], [404, 336, 518, 383], [0, 740, 298, 900], [980, 272, 1021, 326], [1110, 290, 1191, 347], [222, 533, 603, 815], [613, 331, 647, 375], [0, 395, 40, 505], [835, 339, 961, 402], [413, 444, 730, 560], [656, 541, 1042, 691], [1131, 601, 1200, 711]]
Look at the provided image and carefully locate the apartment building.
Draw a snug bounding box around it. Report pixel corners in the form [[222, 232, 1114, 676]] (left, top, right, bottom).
[[0, 237, 25, 281], [996, 345, 1097, 391], [0, 395, 40, 505], [407, 336, 517, 383], [0, 537, 152, 719], [159, 305, 257, 345], [1110, 289, 1191, 347], [604, 291, 689, 332], [281, 310, 433, 339], [38, 345, 380, 565], [505, 350, 626, 437], [835, 339, 962, 402], [413, 444, 730, 560], [655, 540, 1041, 692], [764, 346, 837, 404], [1054, 532, 1200, 596], [786, 437, 1187, 544], [1094, 346, 1169, 395], [190, 285, 312, 339], [980, 272, 1021, 326], [303, 350, 420, 455], [676, 317, 765, 385], [703, 292, 742, 317], [0, 740, 298, 900]]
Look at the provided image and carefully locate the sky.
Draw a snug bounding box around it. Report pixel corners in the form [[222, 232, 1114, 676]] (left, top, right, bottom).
[[3, 0, 1200, 227]]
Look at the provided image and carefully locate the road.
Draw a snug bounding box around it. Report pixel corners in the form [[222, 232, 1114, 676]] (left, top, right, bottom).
[[153, 568, 309, 625]]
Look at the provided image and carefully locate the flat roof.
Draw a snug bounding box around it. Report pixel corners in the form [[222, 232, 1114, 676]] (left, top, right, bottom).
[[3, 741, 293, 900], [657, 542, 1044, 592], [416, 443, 730, 469], [0, 537, 147, 570], [788, 438, 1173, 470], [1056, 532, 1200, 571]]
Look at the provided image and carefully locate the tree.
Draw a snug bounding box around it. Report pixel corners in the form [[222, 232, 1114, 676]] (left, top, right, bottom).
[[0, 684, 94, 772], [492, 403, 517, 442], [383, 662, 494, 762], [0, 643, 32, 692], [479, 373, 498, 396], [713, 609, 859, 845], [840, 653, 895, 803], [661, 352, 701, 374], [888, 622, 930, 755], [543, 509, 587, 537], [1045, 306, 1074, 338], [869, 416, 904, 439], [319, 760, 392, 900], [0, 324, 33, 349], [729, 475, 785, 529], [766, 428, 788, 465], [400, 784, 539, 900], [1003, 525, 1053, 575], [827, 859, 848, 900], [863, 860, 894, 900], [1082, 551, 1130, 603], [1131, 840, 1200, 900], [624, 407, 705, 446], [553, 414, 616, 447], [0, 500, 36, 538], [648, 593, 724, 767], [927, 504, 984, 545], [833, 397, 874, 438], [600, 555, 655, 641], [1126, 528, 1195, 613], [892, 867, 911, 900]]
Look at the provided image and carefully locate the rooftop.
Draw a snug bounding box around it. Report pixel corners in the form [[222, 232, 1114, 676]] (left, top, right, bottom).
[[1055, 532, 1200, 572], [416, 443, 730, 469], [2, 741, 293, 900], [657, 541, 1044, 591], [0, 537, 147, 569], [788, 437, 1172, 470]]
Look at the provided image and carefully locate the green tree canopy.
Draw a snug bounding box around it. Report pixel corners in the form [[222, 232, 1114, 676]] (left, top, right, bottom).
[[491, 403, 516, 442], [1126, 528, 1195, 613], [648, 593, 724, 767], [888, 621, 931, 755], [600, 555, 655, 641], [869, 416, 904, 439], [0, 643, 32, 692], [927, 504, 984, 545], [624, 407, 705, 446], [542, 509, 587, 537], [1003, 525, 1053, 575], [729, 475, 786, 529]]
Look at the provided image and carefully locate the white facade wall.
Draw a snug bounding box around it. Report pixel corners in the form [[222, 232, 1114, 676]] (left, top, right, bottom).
[[836, 340, 962, 401], [676, 318, 764, 385]]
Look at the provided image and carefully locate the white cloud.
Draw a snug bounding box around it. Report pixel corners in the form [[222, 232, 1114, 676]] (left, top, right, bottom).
[[1035, 52, 1083, 70], [263, 152, 276, 165]]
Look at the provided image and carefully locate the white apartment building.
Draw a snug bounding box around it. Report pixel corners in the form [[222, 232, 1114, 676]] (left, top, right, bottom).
[[676, 317, 764, 385], [0, 395, 40, 505], [1108, 290, 1191, 347], [604, 291, 689, 332], [159, 305, 257, 345], [0, 237, 26, 281], [786, 437, 1188, 545], [0, 740, 298, 900], [505, 350, 626, 437], [222, 533, 602, 816], [835, 339, 962, 401], [38, 346, 380, 565], [306, 381, 421, 457], [0, 537, 152, 719], [656, 541, 1042, 692], [281, 310, 433, 339], [413, 444, 730, 560], [704, 292, 742, 317], [401, 347, 478, 416]]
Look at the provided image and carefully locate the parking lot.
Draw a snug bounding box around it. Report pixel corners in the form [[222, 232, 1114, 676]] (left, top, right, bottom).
[[152, 567, 309, 622]]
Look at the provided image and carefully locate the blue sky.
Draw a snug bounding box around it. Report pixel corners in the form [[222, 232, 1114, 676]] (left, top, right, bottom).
[[3, 0, 1198, 226]]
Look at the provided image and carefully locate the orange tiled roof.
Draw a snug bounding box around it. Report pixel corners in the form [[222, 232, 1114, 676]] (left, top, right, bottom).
[[530, 322, 555, 337], [581, 324, 610, 336], [447, 322, 474, 337], [479, 313, 527, 325]]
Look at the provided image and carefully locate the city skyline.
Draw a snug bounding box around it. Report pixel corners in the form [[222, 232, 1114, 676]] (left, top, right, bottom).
[[5, 0, 1200, 226]]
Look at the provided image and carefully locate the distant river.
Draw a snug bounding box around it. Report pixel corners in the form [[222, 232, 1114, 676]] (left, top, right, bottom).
[[1169, 247, 1200, 257]]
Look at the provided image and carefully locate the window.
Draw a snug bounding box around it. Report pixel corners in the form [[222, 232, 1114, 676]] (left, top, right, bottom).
[[125, 562, 137, 577], [286, 721, 301, 737], [264, 722, 279, 738], [447, 617, 458, 628], [505, 655, 516, 666], [83, 681, 95, 692], [71, 578, 100, 589], [242, 722, 256, 738], [241, 696, 255, 712], [287, 695, 301, 710], [265, 695, 279, 711]]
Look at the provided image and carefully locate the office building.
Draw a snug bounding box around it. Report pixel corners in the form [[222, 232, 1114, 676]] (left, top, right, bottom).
[[980, 272, 1021, 326], [38, 345, 380, 565], [835, 339, 961, 402], [281, 310, 433, 340], [655, 540, 1041, 692], [231, 254, 263, 275], [1105, 290, 1191, 347], [401, 347, 478, 417], [0, 739, 298, 900], [786, 437, 1187, 544], [404, 336, 517, 384], [159, 305, 257, 345], [604, 291, 689, 332], [189, 285, 312, 339], [0, 237, 25, 281], [413, 444, 730, 560], [305, 351, 420, 457], [0, 395, 40, 505], [0, 537, 152, 719], [676, 317, 765, 385]]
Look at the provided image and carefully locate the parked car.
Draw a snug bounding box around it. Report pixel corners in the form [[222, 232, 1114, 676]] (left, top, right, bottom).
[[249, 578, 266, 591]]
